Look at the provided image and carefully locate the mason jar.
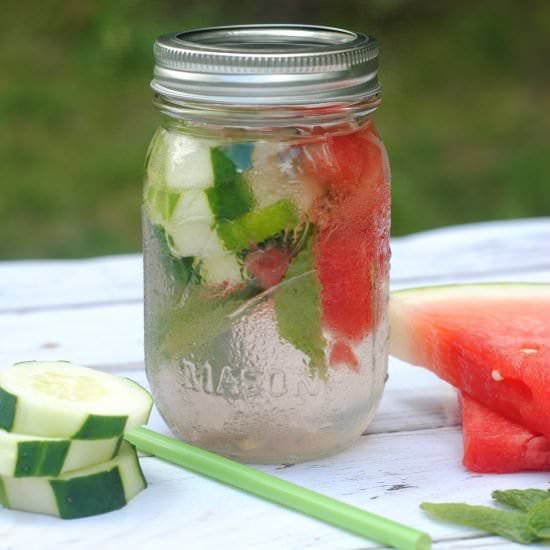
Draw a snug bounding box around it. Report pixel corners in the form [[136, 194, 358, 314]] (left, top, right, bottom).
[[143, 25, 391, 464]]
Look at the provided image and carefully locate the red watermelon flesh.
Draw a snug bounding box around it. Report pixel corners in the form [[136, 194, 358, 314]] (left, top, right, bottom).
[[389, 283, 550, 439], [302, 121, 391, 344], [329, 339, 360, 372], [461, 393, 550, 473]]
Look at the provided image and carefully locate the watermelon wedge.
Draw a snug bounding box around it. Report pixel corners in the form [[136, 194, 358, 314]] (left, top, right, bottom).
[[461, 393, 550, 473], [389, 283, 550, 439]]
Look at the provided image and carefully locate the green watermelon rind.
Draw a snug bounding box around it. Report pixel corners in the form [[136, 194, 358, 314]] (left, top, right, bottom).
[[391, 282, 550, 302], [390, 282, 550, 361]]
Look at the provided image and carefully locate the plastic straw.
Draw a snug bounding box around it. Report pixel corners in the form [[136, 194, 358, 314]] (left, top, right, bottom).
[[125, 427, 431, 550]]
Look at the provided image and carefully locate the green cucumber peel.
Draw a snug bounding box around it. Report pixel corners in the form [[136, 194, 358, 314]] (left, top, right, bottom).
[[218, 199, 299, 252], [15, 440, 70, 477], [51, 466, 126, 519], [207, 147, 254, 222], [274, 236, 327, 377], [111, 436, 124, 460], [73, 415, 128, 440], [0, 478, 8, 507], [422, 487, 550, 545], [0, 387, 17, 431]]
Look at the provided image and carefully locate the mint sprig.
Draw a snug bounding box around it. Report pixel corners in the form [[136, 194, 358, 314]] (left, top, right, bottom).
[[420, 502, 535, 544], [527, 498, 550, 540], [274, 238, 327, 377], [207, 147, 254, 222], [493, 489, 550, 512], [421, 488, 550, 545]]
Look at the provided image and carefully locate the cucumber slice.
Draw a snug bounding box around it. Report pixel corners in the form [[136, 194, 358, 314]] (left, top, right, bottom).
[[169, 189, 214, 225], [0, 429, 121, 477], [207, 148, 254, 222], [165, 134, 216, 190], [217, 199, 299, 252], [168, 222, 226, 258], [162, 189, 227, 258], [152, 225, 201, 286], [200, 254, 243, 285], [144, 127, 167, 187], [0, 362, 152, 440], [144, 186, 181, 225], [0, 442, 146, 519]]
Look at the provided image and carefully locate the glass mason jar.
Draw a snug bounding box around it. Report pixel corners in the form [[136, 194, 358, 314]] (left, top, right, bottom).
[[144, 25, 391, 464]]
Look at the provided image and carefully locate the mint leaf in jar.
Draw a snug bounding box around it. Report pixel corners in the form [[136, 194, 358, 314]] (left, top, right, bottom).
[[207, 148, 254, 222], [217, 199, 299, 252], [160, 284, 260, 356], [274, 239, 327, 377]]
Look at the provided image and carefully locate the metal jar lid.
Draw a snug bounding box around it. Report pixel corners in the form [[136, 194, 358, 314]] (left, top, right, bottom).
[[152, 25, 380, 106]]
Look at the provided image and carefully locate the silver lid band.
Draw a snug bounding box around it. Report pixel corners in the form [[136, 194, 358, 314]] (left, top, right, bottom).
[[152, 25, 380, 106]]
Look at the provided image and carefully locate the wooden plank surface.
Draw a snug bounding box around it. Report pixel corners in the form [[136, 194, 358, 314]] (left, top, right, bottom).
[[0, 217, 549, 550]]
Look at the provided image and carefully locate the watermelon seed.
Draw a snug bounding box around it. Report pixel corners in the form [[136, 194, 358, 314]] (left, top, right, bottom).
[[491, 370, 504, 382], [520, 348, 539, 355]]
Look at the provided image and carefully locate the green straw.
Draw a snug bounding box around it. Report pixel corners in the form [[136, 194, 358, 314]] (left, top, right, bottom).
[[125, 427, 431, 550]]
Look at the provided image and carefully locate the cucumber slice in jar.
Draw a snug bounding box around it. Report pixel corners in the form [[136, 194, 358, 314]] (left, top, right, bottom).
[[168, 223, 226, 259], [165, 134, 217, 190], [0, 361, 152, 440], [0, 429, 121, 477], [162, 189, 222, 258], [0, 442, 146, 519], [200, 254, 243, 285], [144, 186, 181, 225]]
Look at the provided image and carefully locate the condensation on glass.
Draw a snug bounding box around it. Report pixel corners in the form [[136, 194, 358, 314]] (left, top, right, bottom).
[[143, 25, 391, 463]]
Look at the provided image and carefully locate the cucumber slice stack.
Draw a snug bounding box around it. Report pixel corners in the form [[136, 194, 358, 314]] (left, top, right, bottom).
[[0, 361, 152, 519]]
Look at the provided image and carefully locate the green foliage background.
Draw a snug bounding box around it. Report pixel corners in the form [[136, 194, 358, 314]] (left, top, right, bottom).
[[2, 0, 549, 258]]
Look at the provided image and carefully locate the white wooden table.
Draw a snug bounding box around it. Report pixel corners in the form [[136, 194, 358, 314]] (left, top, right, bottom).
[[1, 218, 549, 550]]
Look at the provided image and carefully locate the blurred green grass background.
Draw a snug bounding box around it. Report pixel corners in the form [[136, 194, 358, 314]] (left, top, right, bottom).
[[2, 0, 549, 258]]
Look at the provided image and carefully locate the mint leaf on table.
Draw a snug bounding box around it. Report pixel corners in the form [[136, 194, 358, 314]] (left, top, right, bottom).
[[422, 488, 550, 545], [492, 489, 550, 512], [420, 502, 537, 544], [527, 498, 550, 539], [274, 239, 327, 377], [207, 148, 254, 222]]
